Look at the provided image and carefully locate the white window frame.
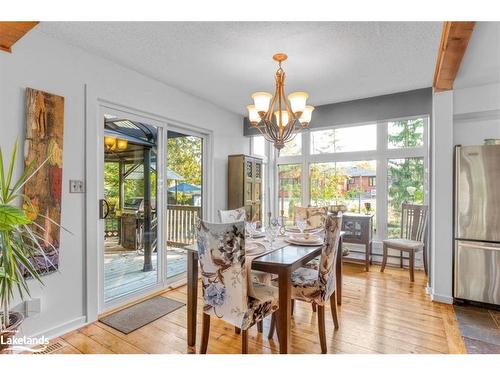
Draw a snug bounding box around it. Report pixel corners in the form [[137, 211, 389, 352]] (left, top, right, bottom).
[[274, 115, 429, 243]]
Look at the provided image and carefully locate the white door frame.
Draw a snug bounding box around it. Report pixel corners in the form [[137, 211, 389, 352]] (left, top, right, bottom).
[[85, 85, 214, 321]]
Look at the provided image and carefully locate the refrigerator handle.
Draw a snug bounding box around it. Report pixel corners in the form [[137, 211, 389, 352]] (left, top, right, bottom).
[[454, 145, 461, 238]]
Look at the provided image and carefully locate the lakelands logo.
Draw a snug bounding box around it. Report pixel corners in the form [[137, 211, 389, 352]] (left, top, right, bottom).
[[1, 329, 49, 353]]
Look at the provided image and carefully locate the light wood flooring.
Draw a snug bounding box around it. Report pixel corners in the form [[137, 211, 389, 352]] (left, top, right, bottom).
[[48, 264, 467, 354]]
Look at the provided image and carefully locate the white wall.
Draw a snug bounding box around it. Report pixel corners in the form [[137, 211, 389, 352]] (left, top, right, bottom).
[[430, 90, 454, 303], [0, 30, 247, 338], [453, 83, 500, 146]]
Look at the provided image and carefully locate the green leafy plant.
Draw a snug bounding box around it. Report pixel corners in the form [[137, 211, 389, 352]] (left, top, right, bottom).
[[0, 141, 55, 331]]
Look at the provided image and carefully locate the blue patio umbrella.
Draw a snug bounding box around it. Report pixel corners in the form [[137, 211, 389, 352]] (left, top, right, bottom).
[[168, 182, 201, 204], [168, 182, 201, 194]]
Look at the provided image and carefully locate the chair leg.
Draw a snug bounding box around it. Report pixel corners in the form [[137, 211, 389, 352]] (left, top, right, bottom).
[[380, 244, 388, 273], [200, 313, 210, 354], [423, 246, 428, 276], [242, 329, 248, 354], [317, 305, 327, 354], [329, 291, 339, 329], [257, 320, 263, 333], [291, 299, 295, 315], [400, 250, 404, 268], [268, 313, 276, 339], [234, 327, 241, 334], [409, 250, 415, 282], [312, 302, 317, 313]]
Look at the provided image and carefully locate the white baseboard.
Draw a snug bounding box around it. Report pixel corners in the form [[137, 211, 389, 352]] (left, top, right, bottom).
[[30, 316, 87, 340], [431, 292, 453, 304]]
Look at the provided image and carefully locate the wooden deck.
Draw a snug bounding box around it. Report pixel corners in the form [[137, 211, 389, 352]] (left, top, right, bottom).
[[104, 248, 187, 301], [49, 263, 466, 354]]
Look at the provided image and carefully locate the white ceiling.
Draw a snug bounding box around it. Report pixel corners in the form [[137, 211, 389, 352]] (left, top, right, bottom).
[[37, 22, 442, 115], [455, 22, 500, 89]]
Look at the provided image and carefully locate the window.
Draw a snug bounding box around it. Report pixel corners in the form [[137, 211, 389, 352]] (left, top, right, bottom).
[[387, 157, 424, 237], [388, 118, 424, 149], [279, 133, 302, 156], [310, 124, 377, 154], [309, 161, 376, 214], [278, 164, 302, 224], [275, 116, 428, 241]]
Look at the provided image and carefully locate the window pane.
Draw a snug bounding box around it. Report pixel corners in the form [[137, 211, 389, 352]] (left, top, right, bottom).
[[388, 118, 424, 149], [310, 124, 377, 154], [279, 133, 302, 156], [309, 160, 377, 216], [252, 135, 266, 157], [387, 157, 424, 237], [278, 164, 302, 224]]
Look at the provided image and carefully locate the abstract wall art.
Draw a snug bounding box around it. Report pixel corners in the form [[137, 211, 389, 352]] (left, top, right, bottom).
[[23, 88, 65, 274]]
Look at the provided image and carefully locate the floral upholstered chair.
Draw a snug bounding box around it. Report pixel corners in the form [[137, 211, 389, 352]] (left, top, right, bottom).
[[196, 220, 279, 353], [293, 206, 328, 229], [270, 213, 342, 354], [294, 206, 329, 272], [219, 207, 272, 292], [218, 207, 246, 223]]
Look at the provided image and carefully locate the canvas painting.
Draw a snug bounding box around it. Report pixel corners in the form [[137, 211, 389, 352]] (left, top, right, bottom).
[[23, 88, 65, 274]]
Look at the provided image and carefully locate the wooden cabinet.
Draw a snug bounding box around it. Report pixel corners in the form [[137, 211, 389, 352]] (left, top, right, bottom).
[[341, 213, 374, 271], [227, 154, 263, 222]]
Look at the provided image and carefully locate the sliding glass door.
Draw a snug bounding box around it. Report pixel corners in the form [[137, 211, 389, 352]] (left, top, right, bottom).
[[102, 116, 161, 303], [165, 130, 203, 281]]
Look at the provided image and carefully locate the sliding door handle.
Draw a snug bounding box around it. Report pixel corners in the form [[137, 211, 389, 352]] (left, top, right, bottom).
[[99, 199, 110, 219]]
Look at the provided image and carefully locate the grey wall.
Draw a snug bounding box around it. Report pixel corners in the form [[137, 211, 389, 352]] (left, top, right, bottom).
[[244, 87, 432, 135]]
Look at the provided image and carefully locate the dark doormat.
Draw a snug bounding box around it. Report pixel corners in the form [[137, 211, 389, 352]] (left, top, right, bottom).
[[99, 296, 185, 334]]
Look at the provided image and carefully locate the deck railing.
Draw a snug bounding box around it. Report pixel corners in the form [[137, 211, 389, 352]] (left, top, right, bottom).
[[167, 205, 201, 247]]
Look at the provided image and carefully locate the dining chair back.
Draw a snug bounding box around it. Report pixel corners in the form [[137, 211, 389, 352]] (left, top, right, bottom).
[[196, 220, 248, 328], [219, 207, 246, 223], [293, 206, 328, 228], [400, 203, 428, 242]]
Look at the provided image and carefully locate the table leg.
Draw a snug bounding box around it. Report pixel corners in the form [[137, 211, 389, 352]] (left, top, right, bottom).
[[277, 268, 292, 354], [336, 237, 343, 305], [187, 251, 198, 347]]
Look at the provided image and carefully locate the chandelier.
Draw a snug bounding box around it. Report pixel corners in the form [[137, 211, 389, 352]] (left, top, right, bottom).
[[246, 53, 314, 151]]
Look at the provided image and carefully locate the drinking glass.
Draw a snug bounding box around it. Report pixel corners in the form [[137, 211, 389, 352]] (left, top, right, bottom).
[[245, 221, 257, 238], [296, 219, 307, 235], [265, 225, 278, 248]]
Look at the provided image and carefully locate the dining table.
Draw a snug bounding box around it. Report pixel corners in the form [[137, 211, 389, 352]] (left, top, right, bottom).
[[185, 231, 344, 354]]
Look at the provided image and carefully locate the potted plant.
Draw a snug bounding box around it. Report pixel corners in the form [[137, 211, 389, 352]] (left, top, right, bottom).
[[0, 141, 55, 353]]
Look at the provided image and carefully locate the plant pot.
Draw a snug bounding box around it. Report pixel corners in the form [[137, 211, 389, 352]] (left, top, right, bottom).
[[0, 312, 24, 354]]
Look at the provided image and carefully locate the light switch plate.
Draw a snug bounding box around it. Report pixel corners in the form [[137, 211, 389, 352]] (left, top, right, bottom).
[[69, 180, 85, 193]]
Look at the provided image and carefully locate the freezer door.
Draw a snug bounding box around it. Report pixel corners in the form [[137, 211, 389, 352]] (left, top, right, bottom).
[[454, 240, 500, 305], [456, 145, 500, 242]]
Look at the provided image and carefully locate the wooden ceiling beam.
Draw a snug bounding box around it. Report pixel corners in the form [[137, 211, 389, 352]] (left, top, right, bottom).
[[433, 21, 475, 92], [0, 21, 39, 53]]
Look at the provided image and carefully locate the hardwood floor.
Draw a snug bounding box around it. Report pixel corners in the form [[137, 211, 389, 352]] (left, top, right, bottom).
[[48, 264, 466, 354]]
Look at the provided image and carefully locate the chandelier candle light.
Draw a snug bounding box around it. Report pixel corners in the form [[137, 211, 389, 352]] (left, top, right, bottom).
[[246, 53, 314, 151]]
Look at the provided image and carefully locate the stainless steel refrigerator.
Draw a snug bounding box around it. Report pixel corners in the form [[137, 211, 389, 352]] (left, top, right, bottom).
[[454, 145, 500, 306]]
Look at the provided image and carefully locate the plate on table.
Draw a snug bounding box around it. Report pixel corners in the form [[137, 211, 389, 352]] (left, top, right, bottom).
[[246, 242, 265, 255], [285, 234, 323, 246], [285, 226, 323, 234], [249, 230, 266, 238]]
